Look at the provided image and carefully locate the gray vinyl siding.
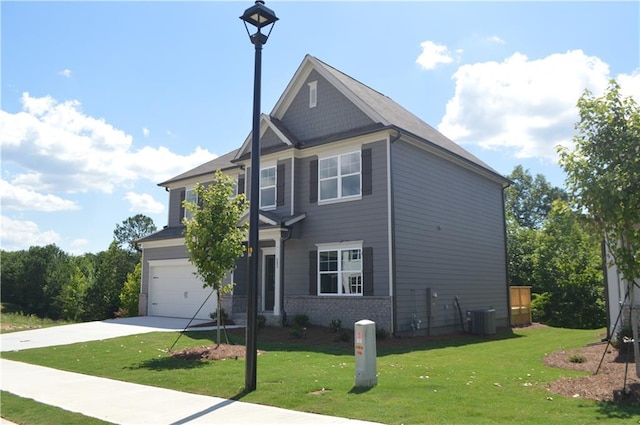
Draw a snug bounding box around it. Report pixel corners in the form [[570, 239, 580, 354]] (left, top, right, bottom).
[[391, 140, 508, 334], [281, 70, 375, 143], [167, 188, 184, 227], [284, 140, 389, 298]]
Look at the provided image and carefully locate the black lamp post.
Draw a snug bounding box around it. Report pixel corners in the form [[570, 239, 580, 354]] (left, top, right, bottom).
[[240, 0, 278, 392]]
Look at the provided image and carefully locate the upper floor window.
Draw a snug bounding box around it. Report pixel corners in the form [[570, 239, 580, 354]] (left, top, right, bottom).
[[184, 187, 197, 220], [319, 151, 361, 202], [260, 166, 276, 209], [318, 245, 363, 296], [308, 81, 317, 108]]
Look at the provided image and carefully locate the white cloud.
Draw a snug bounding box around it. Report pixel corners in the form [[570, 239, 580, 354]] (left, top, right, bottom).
[[437, 49, 638, 160], [416, 41, 453, 70], [143, 127, 150, 138], [0, 178, 79, 211], [488, 35, 506, 44], [59, 69, 72, 78], [618, 69, 640, 100], [0, 93, 216, 196], [124, 192, 165, 214], [0, 215, 60, 251]]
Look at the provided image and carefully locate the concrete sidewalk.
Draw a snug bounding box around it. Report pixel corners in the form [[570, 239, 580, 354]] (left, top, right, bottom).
[[1, 359, 379, 424], [0, 318, 382, 425]]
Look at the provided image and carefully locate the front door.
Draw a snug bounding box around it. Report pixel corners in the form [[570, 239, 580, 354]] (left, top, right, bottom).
[[263, 253, 276, 311]]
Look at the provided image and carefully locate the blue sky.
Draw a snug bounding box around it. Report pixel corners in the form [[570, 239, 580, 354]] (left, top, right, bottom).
[[1, 1, 639, 254]]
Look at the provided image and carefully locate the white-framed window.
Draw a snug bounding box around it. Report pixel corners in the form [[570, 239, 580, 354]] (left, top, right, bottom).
[[319, 151, 361, 202], [308, 80, 317, 108], [260, 166, 276, 209], [184, 187, 197, 220], [318, 243, 363, 296]]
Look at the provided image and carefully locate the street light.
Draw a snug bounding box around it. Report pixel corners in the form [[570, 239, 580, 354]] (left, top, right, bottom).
[[240, 0, 278, 392]]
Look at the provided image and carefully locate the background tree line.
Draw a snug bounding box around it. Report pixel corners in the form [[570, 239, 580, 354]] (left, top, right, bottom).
[[505, 165, 605, 329], [1, 214, 155, 321]]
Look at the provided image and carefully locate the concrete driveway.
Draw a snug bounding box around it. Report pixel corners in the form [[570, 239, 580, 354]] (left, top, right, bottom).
[[1, 316, 218, 352]]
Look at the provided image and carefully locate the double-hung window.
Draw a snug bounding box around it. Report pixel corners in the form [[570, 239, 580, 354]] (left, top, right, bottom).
[[318, 244, 363, 295], [260, 166, 276, 209], [184, 187, 197, 220], [319, 152, 361, 202]]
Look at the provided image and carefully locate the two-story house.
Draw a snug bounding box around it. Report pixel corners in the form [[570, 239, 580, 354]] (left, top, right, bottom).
[[137, 54, 511, 335]]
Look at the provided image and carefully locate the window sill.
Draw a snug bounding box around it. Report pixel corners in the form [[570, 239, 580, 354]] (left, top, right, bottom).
[[318, 195, 362, 206]]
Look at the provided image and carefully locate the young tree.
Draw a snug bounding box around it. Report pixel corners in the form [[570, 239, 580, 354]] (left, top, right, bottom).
[[183, 170, 248, 346], [558, 80, 640, 372], [119, 262, 142, 317], [113, 214, 157, 253]]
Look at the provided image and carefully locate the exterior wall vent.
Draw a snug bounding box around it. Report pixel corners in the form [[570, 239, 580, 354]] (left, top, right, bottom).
[[469, 309, 496, 335]]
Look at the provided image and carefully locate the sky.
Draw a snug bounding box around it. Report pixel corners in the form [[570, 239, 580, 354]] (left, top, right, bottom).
[[1, 1, 639, 255]]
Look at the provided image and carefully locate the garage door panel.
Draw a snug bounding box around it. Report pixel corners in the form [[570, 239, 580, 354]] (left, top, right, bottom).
[[149, 264, 217, 320]]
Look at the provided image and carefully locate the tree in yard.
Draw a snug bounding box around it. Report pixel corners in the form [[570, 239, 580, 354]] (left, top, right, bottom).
[[183, 170, 248, 346], [558, 80, 640, 372], [113, 214, 157, 253]]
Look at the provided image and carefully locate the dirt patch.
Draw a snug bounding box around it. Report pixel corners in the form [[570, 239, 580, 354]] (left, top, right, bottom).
[[543, 341, 640, 403], [170, 343, 263, 361]]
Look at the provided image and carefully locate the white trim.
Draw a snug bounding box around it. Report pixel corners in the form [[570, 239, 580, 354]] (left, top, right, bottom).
[[308, 80, 317, 108], [386, 136, 394, 299], [318, 151, 362, 203], [315, 241, 363, 251], [290, 155, 295, 216], [139, 238, 185, 250], [316, 241, 364, 296], [148, 258, 192, 267]]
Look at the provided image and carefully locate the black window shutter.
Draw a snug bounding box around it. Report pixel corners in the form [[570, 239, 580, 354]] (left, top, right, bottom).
[[277, 164, 285, 206], [179, 189, 186, 220], [362, 148, 373, 196], [309, 250, 318, 295], [309, 159, 318, 203], [238, 175, 245, 195], [363, 247, 374, 296]]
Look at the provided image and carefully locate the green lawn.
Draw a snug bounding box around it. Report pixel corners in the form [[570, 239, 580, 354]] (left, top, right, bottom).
[[1, 391, 113, 425], [2, 326, 639, 424]]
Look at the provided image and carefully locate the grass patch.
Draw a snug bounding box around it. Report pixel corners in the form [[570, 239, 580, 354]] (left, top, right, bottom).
[[2, 327, 638, 424], [1, 303, 76, 334], [0, 391, 113, 425]]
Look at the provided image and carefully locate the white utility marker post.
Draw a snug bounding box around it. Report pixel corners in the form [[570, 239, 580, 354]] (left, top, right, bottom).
[[354, 319, 377, 387]]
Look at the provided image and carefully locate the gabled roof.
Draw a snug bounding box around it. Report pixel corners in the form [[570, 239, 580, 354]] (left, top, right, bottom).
[[160, 54, 504, 187], [271, 54, 498, 175], [234, 114, 296, 160], [159, 149, 240, 187]]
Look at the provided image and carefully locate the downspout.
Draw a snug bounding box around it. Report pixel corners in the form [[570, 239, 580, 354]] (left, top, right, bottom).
[[388, 128, 402, 335], [601, 238, 612, 340]]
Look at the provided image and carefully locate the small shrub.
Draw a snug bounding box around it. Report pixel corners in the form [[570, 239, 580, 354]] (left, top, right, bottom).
[[568, 353, 586, 364], [294, 314, 310, 327], [289, 324, 307, 339], [257, 314, 267, 330], [329, 319, 342, 333], [209, 307, 228, 323], [376, 327, 389, 340], [335, 328, 350, 342]]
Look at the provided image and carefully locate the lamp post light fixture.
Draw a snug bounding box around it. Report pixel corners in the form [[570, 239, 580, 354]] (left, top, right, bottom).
[[240, 0, 278, 392]]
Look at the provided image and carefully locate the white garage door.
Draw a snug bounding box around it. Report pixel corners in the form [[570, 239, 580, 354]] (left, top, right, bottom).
[[149, 263, 217, 320]]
